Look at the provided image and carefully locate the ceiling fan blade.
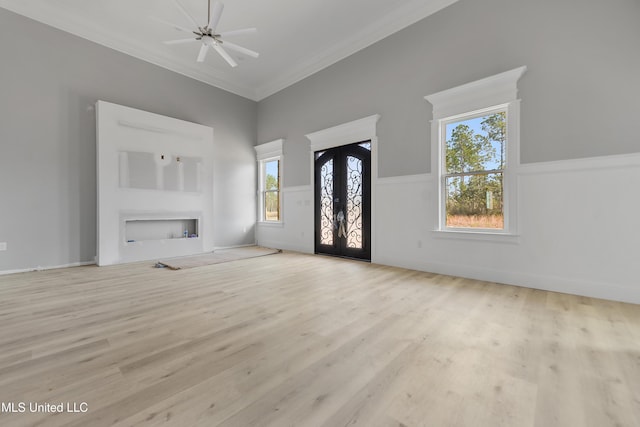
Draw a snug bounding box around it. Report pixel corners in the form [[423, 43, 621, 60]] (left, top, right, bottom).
[[221, 41, 259, 58], [150, 16, 194, 34], [212, 44, 237, 67], [164, 38, 199, 45], [173, 0, 201, 29], [197, 44, 209, 63], [218, 28, 257, 37], [208, 1, 224, 32]]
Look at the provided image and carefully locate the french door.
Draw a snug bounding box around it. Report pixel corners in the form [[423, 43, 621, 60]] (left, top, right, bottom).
[[314, 141, 371, 260]]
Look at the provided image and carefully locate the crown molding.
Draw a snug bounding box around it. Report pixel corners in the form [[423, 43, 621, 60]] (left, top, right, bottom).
[[254, 0, 460, 100], [0, 1, 258, 100], [1, 0, 459, 102]]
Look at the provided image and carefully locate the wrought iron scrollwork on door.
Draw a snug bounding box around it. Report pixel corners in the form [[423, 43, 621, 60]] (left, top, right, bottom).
[[315, 141, 370, 260], [345, 156, 363, 249], [319, 158, 334, 246]]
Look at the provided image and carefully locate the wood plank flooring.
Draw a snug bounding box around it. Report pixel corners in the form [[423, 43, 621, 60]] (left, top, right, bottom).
[[0, 252, 639, 426]]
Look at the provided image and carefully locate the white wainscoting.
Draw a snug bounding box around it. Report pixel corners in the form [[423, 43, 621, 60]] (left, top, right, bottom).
[[256, 185, 314, 254], [264, 153, 640, 304], [374, 153, 640, 304]]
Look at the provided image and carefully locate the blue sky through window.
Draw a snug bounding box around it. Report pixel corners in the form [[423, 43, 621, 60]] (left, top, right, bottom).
[[265, 160, 279, 189], [445, 115, 503, 171]]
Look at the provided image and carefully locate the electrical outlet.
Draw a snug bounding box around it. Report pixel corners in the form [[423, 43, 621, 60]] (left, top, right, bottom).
[[0, 242, 7, 251]]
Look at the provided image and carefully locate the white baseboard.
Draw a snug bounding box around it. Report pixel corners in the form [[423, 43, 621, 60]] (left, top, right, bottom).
[[214, 243, 258, 250], [373, 255, 640, 305], [0, 260, 96, 276], [256, 239, 313, 254]]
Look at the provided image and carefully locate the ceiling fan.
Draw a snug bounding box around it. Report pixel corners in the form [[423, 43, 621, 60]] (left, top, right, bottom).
[[155, 0, 259, 68]]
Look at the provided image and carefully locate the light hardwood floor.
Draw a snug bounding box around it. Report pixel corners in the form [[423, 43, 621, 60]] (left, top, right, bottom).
[[0, 252, 639, 427]]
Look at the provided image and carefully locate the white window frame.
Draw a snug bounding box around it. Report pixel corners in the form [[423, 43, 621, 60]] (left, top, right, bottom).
[[425, 66, 526, 242], [255, 139, 284, 225]]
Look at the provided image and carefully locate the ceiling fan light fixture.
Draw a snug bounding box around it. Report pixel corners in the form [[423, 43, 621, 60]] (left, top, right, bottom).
[[158, 1, 258, 68]]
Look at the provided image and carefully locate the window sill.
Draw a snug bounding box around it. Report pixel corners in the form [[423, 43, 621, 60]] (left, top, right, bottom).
[[257, 221, 284, 228], [431, 229, 520, 244]]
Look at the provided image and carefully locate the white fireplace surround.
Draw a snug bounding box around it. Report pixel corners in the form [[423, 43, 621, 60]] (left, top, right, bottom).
[[96, 101, 214, 266]]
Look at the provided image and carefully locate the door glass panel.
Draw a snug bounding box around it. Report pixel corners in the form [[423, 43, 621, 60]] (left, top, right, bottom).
[[346, 156, 363, 249], [319, 158, 334, 245]]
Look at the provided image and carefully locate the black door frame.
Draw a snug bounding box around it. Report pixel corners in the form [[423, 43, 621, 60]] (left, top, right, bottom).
[[314, 141, 371, 261]]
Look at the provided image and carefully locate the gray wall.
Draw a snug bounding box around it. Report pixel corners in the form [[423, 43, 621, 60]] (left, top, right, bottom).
[[257, 0, 640, 186], [0, 9, 257, 271], [2, 0, 639, 271]]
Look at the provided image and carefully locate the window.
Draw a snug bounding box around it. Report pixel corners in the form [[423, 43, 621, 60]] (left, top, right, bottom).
[[442, 109, 506, 229], [261, 158, 280, 221], [255, 139, 284, 223], [425, 66, 526, 237]]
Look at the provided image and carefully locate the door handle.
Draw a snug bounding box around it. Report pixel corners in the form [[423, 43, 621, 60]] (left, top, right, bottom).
[[336, 210, 346, 238]]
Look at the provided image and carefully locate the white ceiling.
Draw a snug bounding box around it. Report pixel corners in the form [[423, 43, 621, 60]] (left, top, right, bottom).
[[0, 0, 457, 101]]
